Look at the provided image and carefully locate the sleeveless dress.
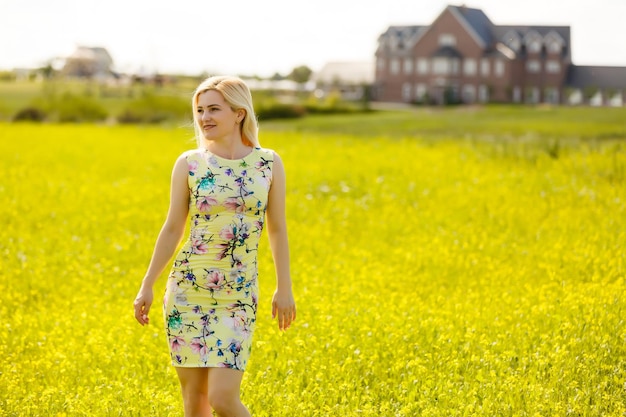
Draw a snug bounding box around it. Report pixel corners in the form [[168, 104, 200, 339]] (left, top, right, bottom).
[[163, 147, 274, 370]]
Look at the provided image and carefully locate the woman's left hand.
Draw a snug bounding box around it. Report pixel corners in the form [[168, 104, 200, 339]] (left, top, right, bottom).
[[272, 288, 296, 330]]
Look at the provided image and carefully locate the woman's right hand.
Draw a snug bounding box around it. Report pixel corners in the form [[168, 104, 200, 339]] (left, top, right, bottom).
[[133, 286, 153, 326]]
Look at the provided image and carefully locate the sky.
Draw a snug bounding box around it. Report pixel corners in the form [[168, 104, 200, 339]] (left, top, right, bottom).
[[1, 0, 625, 77]]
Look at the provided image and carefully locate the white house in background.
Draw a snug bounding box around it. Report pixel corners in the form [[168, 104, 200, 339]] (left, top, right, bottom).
[[312, 61, 375, 100], [245, 78, 314, 92], [61, 46, 114, 80]]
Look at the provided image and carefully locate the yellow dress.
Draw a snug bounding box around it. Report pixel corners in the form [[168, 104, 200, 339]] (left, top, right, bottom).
[[163, 147, 274, 370]]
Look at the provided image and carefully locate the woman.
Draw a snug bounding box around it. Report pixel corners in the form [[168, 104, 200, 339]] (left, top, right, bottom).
[[133, 75, 296, 417]]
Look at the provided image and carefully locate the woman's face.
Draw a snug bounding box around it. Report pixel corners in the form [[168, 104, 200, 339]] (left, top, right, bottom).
[[196, 90, 242, 142]]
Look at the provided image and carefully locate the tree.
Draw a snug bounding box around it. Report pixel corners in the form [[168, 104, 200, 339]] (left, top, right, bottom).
[[39, 63, 56, 79], [270, 72, 285, 81], [287, 65, 312, 84]]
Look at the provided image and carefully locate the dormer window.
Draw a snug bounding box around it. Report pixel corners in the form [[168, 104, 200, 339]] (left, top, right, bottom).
[[503, 31, 522, 52], [439, 34, 456, 46], [544, 31, 565, 55], [525, 31, 543, 54], [527, 39, 541, 53], [547, 42, 561, 54]]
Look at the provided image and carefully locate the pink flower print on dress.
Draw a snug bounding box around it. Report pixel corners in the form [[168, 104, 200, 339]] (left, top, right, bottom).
[[196, 196, 218, 212], [191, 238, 209, 255], [206, 270, 226, 289], [188, 159, 199, 176], [219, 225, 236, 240], [190, 338, 209, 360], [224, 310, 247, 333], [169, 336, 186, 352], [215, 243, 230, 261], [224, 197, 244, 213]]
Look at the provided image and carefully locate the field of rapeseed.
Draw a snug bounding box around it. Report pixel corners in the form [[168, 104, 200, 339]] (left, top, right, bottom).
[[1, 107, 625, 416]]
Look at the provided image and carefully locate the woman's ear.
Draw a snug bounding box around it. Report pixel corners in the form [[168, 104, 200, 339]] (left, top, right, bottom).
[[238, 109, 246, 123]]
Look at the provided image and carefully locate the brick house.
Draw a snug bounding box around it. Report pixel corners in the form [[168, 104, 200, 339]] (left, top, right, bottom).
[[374, 4, 626, 105]]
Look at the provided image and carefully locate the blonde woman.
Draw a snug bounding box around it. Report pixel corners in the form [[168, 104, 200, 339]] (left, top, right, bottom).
[[133, 75, 296, 417]]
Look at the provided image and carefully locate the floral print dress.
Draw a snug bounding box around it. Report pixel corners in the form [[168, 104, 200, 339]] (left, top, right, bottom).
[[163, 147, 273, 370]]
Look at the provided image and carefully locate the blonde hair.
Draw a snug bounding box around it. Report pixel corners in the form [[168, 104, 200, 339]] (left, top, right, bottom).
[[192, 75, 260, 148]]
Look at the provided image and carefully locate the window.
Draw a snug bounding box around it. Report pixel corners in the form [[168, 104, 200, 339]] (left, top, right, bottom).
[[513, 86, 521, 103], [390, 59, 400, 75], [462, 84, 476, 103], [546, 60, 561, 73], [494, 60, 505, 77], [463, 59, 477, 76], [478, 85, 489, 103], [402, 83, 412, 102], [526, 60, 541, 73], [480, 59, 490, 76], [525, 87, 540, 104], [544, 87, 560, 104], [506, 36, 521, 52], [527, 40, 542, 53], [417, 58, 429, 75], [415, 83, 427, 101], [525, 31, 543, 54], [547, 41, 562, 54], [544, 31, 564, 54], [404, 58, 413, 74], [451, 58, 460, 75], [377, 58, 386, 71], [439, 34, 456, 46], [504, 30, 521, 51], [432, 58, 450, 75]]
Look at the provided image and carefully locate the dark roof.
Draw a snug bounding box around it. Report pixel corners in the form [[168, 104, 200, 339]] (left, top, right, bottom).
[[566, 66, 626, 89], [379, 25, 426, 39], [449, 5, 494, 46], [494, 26, 571, 47], [377, 25, 427, 54], [431, 46, 463, 58], [377, 6, 573, 59]]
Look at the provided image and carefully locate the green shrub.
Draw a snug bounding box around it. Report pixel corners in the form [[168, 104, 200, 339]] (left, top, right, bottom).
[[56, 92, 109, 122], [117, 93, 189, 124], [26, 91, 109, 123], [12, 106, 47, 122], [255, 102, 306, 120]]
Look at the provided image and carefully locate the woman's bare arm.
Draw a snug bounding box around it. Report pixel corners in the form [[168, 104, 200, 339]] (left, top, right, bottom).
[[266, 152, 296, 330], [133, 154, 189, 325]]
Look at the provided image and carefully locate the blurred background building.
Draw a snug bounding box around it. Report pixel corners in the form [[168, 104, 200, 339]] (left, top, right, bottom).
[[373, 4, 626, 106]]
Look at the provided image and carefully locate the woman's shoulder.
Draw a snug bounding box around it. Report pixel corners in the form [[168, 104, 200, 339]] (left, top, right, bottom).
[[255, 147, 278, 161], [176, 148, 204, 162], [168, 149, 204, 173]]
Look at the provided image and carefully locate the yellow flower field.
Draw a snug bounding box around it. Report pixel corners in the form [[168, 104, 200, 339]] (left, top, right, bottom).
[[0, 110, 625, 416]]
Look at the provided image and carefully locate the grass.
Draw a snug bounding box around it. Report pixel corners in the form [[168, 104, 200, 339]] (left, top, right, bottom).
[[0, 108, 625, 416], [262, 105, 626, 140]]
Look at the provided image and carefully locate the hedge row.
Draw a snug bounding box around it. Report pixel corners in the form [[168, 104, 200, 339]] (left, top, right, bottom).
[[11, 93, 367, 124]]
